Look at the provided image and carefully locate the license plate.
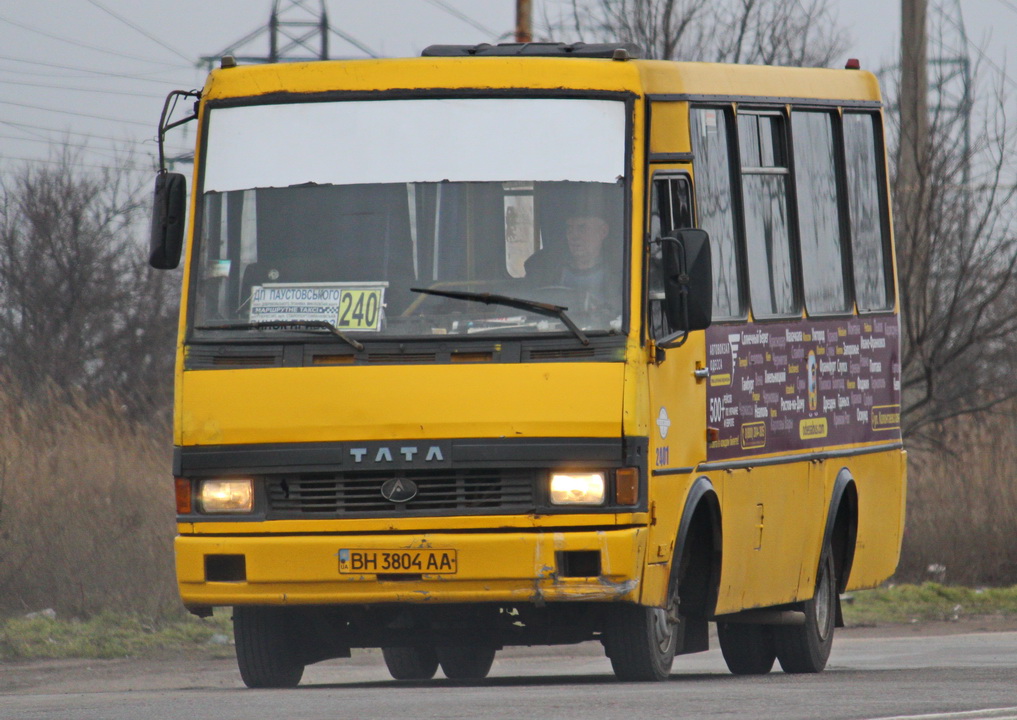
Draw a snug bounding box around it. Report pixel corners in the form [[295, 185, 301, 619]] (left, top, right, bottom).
[[338, 549, 457, 574]]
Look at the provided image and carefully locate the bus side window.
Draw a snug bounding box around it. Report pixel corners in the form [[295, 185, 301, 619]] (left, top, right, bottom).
[[648, 176, 694, 338], [690, 107, 743, 319], [843, 113, 891, 311], [738, 112, 797, 318], [792, 110, 850, 314]]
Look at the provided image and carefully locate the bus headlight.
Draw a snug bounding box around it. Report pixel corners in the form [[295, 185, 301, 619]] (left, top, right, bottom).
[[549, 472, 606, 506], [199, 479, 254, 513]]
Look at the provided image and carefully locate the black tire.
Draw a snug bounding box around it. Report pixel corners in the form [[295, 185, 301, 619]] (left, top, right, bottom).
[[602, 600, 679, 681], [233, 606, 305, 689], [775, 547, 837, 673], [717, 622, 776, 675], [382, 646, 439, 680], [436, 646, 496, 680]]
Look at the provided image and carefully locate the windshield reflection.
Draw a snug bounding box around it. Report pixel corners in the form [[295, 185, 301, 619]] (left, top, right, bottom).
[[193, 180, 625, 340]]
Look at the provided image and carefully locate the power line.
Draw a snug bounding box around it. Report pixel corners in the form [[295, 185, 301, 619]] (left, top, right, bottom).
[[962, 37, 1017, 91], [0, 121, 53, 145], [83, 0, 194, 64], [0, 99, 152, 128], [0, 14, 188, 68], [0, 77, 166, 100], [0, 54, 192, 85], [0, 119, 163, 149], [991, 0, 1017, 15], [0, 152, 154, 173], [0, 132, 154, 164], [420, 0, 501, 38], [0, 119, 194, 158]]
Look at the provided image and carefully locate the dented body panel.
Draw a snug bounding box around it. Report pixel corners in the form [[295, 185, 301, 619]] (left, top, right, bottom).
[[177, 527, 645, 606]]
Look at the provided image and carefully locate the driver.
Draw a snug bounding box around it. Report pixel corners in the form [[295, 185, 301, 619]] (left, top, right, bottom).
[[559, 213, 610, 298], [524, 209, 613, 303]]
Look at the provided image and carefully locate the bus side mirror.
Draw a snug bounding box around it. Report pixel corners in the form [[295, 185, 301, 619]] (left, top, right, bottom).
[[662, 228, 712, 333], [149, 172, 187, 270]]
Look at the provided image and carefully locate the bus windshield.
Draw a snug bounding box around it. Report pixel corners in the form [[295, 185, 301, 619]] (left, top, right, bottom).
[[192, 97, 628, 340]]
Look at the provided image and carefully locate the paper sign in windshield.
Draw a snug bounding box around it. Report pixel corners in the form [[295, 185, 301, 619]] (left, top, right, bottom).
[[249, 283, 386, 331]]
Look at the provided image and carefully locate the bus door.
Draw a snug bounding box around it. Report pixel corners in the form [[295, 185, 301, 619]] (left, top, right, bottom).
[[644, 172, 708, 578]]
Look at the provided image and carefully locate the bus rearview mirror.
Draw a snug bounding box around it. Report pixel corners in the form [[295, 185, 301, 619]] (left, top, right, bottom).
[[149, 171, 187, 270], [662, 228, 712, 333]]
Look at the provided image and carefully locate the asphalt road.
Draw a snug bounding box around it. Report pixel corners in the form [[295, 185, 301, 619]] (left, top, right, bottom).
[[2, 628, 1016, 720]]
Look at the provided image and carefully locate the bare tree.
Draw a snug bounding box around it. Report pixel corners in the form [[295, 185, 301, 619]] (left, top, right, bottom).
[[0, 150, 179, 419], [889, 58, 1017, 444], [546, 0, 847, 66], [709, 0, 848, 66]]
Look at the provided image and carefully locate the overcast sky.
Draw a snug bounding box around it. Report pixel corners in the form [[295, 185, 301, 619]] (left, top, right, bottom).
[[0, 0, 1012, 178]]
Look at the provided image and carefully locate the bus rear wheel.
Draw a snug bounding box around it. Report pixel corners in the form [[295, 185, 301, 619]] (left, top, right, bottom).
[[717, 622, 776, 675], [437, 646, 496, 680], [382, 646, 439, 680], [775, 547, 837, 673], [233, 606, 305, 688]]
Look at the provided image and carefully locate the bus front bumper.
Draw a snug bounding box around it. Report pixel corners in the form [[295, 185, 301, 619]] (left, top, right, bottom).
[[176, 527, 647, 607]]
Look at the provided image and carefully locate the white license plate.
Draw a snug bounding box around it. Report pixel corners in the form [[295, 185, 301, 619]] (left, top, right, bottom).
[[338, 549, 457, 574]]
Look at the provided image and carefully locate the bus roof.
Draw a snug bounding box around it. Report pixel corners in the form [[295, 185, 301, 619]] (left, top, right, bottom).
[[201, 53, 882, 106]]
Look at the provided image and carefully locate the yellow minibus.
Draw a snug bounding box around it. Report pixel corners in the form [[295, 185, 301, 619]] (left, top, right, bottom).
[[151, 42, 905, 687]]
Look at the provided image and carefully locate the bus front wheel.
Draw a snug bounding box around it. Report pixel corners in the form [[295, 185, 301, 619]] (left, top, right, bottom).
[[233, 606, 305, 688], [774, 547, 837, 673], [602, 596, 679, 681]]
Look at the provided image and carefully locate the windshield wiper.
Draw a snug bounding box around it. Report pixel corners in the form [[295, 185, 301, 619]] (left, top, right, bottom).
[[195, 320, 365, 351], [410, 287, 590, 345]]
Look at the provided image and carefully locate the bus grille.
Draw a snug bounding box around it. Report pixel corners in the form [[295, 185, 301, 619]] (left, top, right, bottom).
[[265, 470, 536, 517]]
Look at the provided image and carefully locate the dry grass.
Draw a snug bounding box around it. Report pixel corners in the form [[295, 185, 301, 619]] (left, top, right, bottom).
[[0, 610, 234, 661], [844, 583, 1017, 625], [0, 387, 179, 619], [896, 411, 1017, 586], [1, 384, 1015, 626]]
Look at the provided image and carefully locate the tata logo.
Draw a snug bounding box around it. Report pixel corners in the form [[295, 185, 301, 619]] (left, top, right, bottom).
[[349, 446, 445, 463], [380, 478, 419, 503]]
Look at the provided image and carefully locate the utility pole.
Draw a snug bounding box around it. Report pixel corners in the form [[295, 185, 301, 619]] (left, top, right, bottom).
[[899, 0, 928, 196], [516, 0, 532, 42]]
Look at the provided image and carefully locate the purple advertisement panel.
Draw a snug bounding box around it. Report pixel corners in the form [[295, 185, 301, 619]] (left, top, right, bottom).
[[705, 315, 901, 461]]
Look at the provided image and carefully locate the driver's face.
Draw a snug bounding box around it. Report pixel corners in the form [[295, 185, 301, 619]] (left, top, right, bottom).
[[566, 216, 608, 270]]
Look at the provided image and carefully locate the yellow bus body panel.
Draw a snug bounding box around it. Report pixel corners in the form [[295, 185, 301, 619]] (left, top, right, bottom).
[[708, 445, 906, 614], [635, 60, 882, 103], [176, 527, 646, 606], [842, 449, 908, 589], [179, 362, 624, 446], [200, 57, 882, 106], [201, 57, 643, 100]]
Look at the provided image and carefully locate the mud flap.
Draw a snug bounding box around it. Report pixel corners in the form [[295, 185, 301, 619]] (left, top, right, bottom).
[[678, 616, 709, 655]]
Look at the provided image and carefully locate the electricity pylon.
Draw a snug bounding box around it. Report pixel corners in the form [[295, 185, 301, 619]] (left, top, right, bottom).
[[200, 0, 377, 70]]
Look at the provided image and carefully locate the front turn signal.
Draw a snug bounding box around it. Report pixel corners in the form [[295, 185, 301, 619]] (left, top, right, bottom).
[[175, 477, 192, 515], [615, 467, 639, 506]]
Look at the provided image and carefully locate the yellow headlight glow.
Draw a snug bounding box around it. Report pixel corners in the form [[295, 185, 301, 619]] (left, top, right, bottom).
[[199, 478, 254, 513], [549, 472, 606, 506]]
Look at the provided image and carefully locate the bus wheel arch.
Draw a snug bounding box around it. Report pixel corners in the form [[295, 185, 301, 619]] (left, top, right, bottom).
[[601, 476, 720, 680], [826, 468, 859, 609], [674, 476, 723, 625]]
